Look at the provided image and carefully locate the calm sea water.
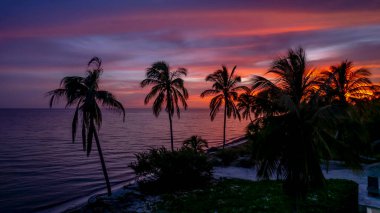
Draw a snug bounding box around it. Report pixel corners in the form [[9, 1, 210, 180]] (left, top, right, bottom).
[[0, 108, 249, 213]]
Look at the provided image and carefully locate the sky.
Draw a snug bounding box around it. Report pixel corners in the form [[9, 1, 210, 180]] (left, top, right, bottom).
[[0, 0, 380, 108]]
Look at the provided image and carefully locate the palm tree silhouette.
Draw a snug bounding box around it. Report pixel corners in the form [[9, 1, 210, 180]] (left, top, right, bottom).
[[248, 48, 361, 199], [47, 57, 125, 196], [237, 88, 254, 123], [201, 65, 247, 149], [319, 60, 375, 106], [318, 60, 375, 150], [183, 135, 208, 153], [141, 61, 189, 151]]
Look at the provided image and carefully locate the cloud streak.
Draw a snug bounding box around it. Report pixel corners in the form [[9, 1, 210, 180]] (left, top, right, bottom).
[[0, 1, 380, 108]]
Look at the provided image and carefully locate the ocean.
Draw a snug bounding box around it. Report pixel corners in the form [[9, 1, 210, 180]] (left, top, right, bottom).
[[0, 108, 249, 212]]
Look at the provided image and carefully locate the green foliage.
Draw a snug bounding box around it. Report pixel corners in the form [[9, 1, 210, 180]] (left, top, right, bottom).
[[155, 179, 358, 213], [129, 147, 213, 193]]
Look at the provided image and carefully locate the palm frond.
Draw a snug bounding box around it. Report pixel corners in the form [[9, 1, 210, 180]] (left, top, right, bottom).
[[72, 102, 81, 143], [153, 91, 165, 117], [96, 90, 125, 121], [200, 89, 220, 98], [209, 94, 223, 120]]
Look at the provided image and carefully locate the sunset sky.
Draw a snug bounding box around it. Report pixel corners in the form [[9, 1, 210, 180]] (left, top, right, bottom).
[[1, 0, 380, 108]]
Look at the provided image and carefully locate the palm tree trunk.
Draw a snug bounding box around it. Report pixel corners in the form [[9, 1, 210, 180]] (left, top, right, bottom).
[[223, 103, 227, 149], [168, 112, 174, 151], [249, 113, 253, 123], [93, 123, 112, 196]]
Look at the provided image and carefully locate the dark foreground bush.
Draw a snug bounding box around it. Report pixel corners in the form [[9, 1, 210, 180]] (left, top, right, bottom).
[[129, 147, 213, 193], [155, 179, 358, 213]]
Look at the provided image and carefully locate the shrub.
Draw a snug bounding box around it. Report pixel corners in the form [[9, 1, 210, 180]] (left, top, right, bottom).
[[182, 135, 208, 153], [129, 147, 213, 193]]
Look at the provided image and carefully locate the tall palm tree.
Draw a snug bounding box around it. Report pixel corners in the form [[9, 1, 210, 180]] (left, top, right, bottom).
[[249, 48, 361, 199], [47, 57, 125, 196], [141, 61, 189, 151], [201, 65, 247, 149], [183, 135, 209, 153], [319, 60, 375, 106]]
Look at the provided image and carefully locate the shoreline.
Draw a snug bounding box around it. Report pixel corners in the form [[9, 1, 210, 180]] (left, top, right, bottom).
[[61, 137, 380, 212], [59, 136, 247, 213], [66, 162, 380, 212]]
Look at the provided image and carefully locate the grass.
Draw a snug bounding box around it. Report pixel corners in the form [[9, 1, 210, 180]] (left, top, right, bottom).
[[154, 178, 358, 213]]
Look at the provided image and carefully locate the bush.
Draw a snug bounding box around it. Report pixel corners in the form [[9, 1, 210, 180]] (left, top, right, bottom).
[[129, 147, 213, 193]]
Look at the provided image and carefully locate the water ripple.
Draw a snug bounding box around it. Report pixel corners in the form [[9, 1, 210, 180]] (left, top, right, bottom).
[[0, 109, 248, 212]]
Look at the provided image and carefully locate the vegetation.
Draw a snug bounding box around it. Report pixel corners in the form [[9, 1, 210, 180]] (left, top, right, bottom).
[[129, 147, 213, 192], [237, 88, 254, 123], [247, 48, 365, 199], [182, 135, 208, 153], [47, 57, 125, 196], [50, 47, 380, 211], [201, 65, 248, 149], [141, 61, 189, 151], [155, 178, 358, 213], [319, 60, 375, 106]]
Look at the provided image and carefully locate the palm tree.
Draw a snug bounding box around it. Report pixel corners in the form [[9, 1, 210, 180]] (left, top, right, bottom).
[[141, 61, 189, 151], [319, 60, 375, 106], [183, 135, 209, 153], [249, 48, 361, 200], [47, 57, 125, 196], [237, 88, 254, 123], [201, 65, 247, 149], [317, 61, 375, 154]]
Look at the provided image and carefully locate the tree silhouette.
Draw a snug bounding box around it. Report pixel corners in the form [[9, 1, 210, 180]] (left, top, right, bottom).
[[183, 135, 209, 153], [249, 48, 361, 200], [237, 88, 254, 123], [319, 60, 375, 106], [201, 65, 247, 149], [141, 61, 188, 151], [48, 57, 125, 196]]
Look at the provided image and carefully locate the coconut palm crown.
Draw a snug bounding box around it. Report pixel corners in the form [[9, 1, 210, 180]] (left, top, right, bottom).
[[319, 60, 376, 106]]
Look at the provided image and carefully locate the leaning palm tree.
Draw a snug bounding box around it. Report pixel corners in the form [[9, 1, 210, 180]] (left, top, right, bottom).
[[201, 65, 247, 149], [141, 61, 189, 151], [183, 135, 209, 153], [319, 60, 375, 106], [47, 57, 125, 196]]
